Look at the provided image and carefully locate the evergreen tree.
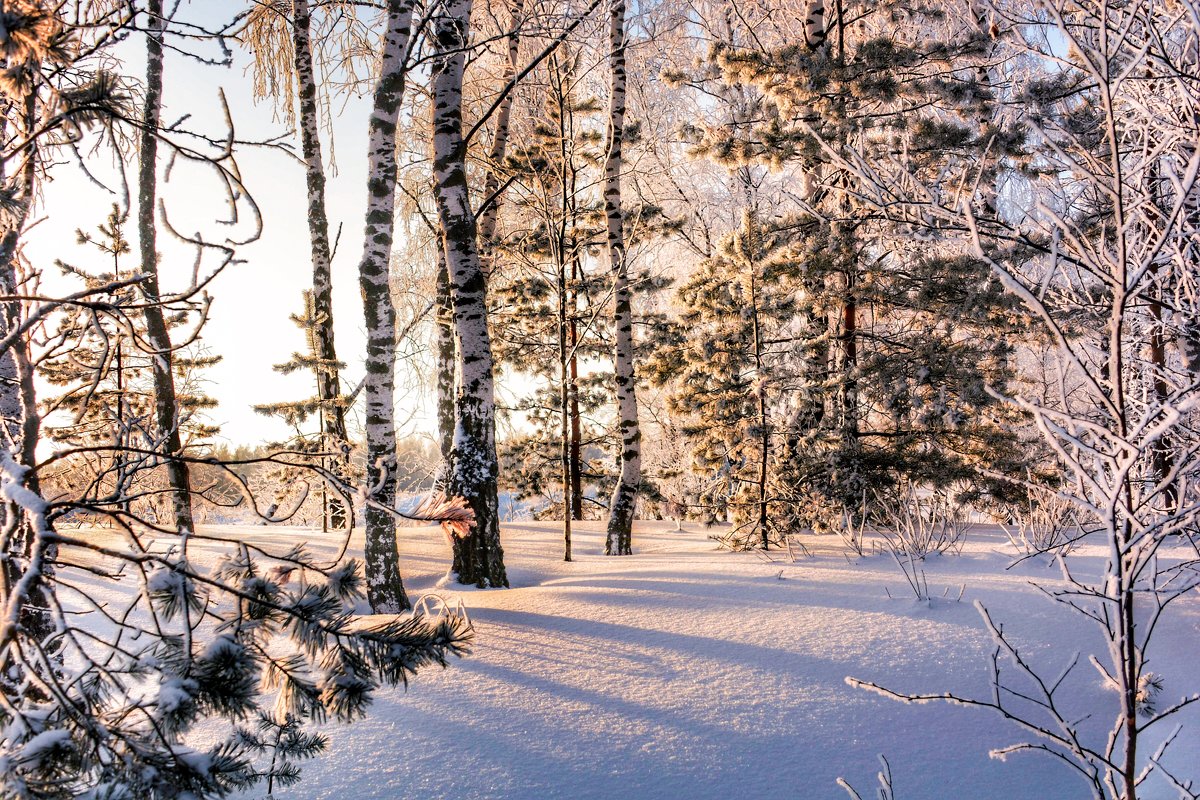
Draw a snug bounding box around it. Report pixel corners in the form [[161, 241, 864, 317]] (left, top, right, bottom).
[[678, 0, 1032, 523], [490, 47, 609, 559], [43, 206, 219, 520], [651, 196, 809, 549]]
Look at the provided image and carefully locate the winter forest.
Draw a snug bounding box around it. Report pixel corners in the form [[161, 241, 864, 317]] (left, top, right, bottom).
[[1, 0, 1200, 797]]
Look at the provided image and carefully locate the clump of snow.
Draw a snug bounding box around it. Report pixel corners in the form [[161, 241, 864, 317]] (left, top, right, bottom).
[[157, 678, 197, 714], [17, 729, 72, 768]]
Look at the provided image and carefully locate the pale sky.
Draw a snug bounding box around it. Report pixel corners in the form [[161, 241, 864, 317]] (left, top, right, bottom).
[[27, 11, 434, 448]]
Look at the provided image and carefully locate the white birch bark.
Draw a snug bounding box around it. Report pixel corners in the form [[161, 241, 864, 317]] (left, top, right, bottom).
[[138, 0, 194, 536], [436, 1, 523, 481], [431, 0, 508, 588], [604, 0, 639, 556], [357, 0, 417, 613]]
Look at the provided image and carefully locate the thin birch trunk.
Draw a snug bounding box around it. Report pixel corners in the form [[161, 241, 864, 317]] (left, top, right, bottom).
[[604, 0, 639, 556], [435, 245, 456, 477], [292, 0, 350, 526], [476, 0, 526, 250], [357, 0, 417, 613], [139, 0, 194, 535], [431, 0, 509, 588]]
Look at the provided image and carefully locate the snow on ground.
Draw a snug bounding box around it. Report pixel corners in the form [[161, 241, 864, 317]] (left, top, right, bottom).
[[172, 521, 1199, 799]]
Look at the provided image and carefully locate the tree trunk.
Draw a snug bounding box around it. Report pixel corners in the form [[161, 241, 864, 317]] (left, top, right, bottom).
[[0, 229, 51, 652], [559, 250, 572, 561], [357, 0, 417, 613], [568, 287, 583, 521], [291, 0, 350, 527], [0, 91, 53, 681], [434, 245, 456, 480], [604, 0, 638, 556], [431, 0, 508, 588], [749, 255, 770, 550], [475, 0, 525, 252], [138, 0, 194, 536]]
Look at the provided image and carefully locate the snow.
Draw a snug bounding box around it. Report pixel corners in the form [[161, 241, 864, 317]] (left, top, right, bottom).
[[157, 678, 196, 714], [17, 729, 72, 768], [87, 520, 1200, 799]]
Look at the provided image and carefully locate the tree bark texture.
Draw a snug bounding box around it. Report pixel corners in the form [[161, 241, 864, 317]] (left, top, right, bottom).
[[605, 0, 639, 556], [291, 0, 350, 527], [356, 0, 417, 612], [476, 0, 525, 251], [431, 0, 509, 587], [435, 245, 456, 478], [139, 0, 194, 536]]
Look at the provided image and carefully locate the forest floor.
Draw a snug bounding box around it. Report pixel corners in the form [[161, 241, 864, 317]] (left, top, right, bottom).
[[179, 520, 1199, 800]]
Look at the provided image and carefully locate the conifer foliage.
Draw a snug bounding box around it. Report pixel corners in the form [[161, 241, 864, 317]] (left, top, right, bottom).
[[664, 0, 1032, 530]]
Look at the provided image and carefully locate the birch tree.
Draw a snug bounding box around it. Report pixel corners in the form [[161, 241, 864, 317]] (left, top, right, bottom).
[[290, 0, 351, 525], [431, 0, 509, 588], [603, 0, 639, 555], [356, 0, 418, 612]]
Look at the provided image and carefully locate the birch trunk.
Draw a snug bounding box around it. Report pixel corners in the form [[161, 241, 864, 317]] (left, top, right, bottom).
[[435, 246, 456, 477], [604, 0, 639, 556], [475, 0, 525, 251], [431, 0, 508, 588], [436, 1, 522, 483], [138, 0, 194, 535], [357, 0, 417, 613], [292, 0, 350, 526]]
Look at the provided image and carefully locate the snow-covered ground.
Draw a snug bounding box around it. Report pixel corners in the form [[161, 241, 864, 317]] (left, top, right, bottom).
[[177, 520, 1199, 800]]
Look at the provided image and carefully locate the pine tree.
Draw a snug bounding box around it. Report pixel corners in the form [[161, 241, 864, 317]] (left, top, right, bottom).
[[680, 0, 1031, 522], [490, 47, 608, 560], [652, 197, 808, 549], [252, 290, 351, 528]]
